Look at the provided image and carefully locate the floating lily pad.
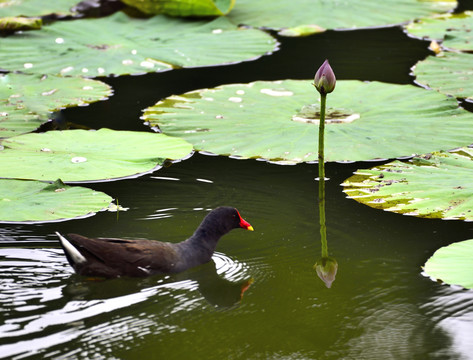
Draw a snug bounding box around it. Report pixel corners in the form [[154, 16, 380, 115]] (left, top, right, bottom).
[[143, 80, 473, 163], [0, 16, 42, 32], [0, 109, 42, 140], [0, 73, 112, 138], [342, 148, 473, 220], [424, 239, 473, 289], [277, 24, 325, 37], [0, 0, 78, 18], [0, 128, 193, 182], [122, 0, 235, 16], [0, 12, 277, 77], [1, 73, 112, 113], [405, 11, 473, 51], [413, 52, 473, 101], [0, 179, 113, 223], [228, 0, 456, 35]]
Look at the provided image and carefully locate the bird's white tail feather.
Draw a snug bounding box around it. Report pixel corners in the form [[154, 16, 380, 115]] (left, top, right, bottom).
[[55, 232, 86, 265]]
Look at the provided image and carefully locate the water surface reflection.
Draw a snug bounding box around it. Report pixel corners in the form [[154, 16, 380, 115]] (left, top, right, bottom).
[[0, 245, 255, 358], [1, 154, 473, 358]]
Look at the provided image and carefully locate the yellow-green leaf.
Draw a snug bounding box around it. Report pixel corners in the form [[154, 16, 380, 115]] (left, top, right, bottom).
[[424, 239, 473, 289], [122, 0, 235, 16]]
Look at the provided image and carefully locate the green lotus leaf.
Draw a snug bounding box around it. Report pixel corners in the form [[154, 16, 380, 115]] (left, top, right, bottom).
[[0, 109, 43, 140], [143, 80, 473, 163], [424, 239, 473, 289], [405, 11, 473, 51], [0, 128, 193, 182], [413, 53, 473, 101], [0, 0, 78, 17], [342, 148, 473, 221], [0, 73, 112, 138], [228, 0, 456, 34], [122, 0, 235, 16], [277, 24, 326, 37], [0, 16, 42, 32], [0, 178, 113, 223], [0, 12, 277, 77]]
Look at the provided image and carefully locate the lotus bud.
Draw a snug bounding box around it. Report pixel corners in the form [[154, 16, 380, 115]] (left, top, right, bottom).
[[314, 59, 336, 95], [314, 256, 338, 288]]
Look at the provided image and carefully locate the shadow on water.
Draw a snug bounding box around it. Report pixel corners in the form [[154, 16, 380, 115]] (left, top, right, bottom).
[[61, 253, 253, 309]]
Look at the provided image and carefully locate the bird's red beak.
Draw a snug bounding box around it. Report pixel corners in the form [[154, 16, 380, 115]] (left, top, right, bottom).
[[238, 211, 254, 231]]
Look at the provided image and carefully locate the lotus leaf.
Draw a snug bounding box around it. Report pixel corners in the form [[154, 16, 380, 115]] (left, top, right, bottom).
[[424, 239, 473, 289], [0, 179, 113, 223], [0, 73, 112, 138], [143, 80, 473, 163], [0, 128, 193, 182], [0, 0, 77, 17], [342, 148, 473, 221], [122, 0, 235, 16], [0, 109, 43, 140], [0, 16, 42, 31], [413, 53, 473, 100], [405, 11, 473, 51], [0, 12, 277, 77], [228, 0, 456, 35]]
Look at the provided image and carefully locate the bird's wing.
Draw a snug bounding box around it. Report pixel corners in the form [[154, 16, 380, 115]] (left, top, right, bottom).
[[66, 234, 181, 276]]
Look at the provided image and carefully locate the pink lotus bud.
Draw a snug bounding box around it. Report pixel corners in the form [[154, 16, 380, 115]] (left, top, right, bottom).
[[314, 59, 336, 95], [314, 256, 338, 288]]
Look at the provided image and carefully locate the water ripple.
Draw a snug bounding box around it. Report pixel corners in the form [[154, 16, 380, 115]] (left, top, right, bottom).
[[421, 287, 473, 359], [213, 251, 251, 283], [0, 246, 210, 358]]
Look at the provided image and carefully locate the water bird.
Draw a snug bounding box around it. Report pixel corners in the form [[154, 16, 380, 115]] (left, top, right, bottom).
[[56, 207, 253, 278]]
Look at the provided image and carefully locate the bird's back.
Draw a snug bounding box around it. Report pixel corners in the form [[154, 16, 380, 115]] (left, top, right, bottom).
[[64, 234, 183, 277]]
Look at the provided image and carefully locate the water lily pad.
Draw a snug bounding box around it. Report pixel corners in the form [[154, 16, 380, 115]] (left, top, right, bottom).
[[0, 109, 42, 140], [0, 0, 78, 17], [228, 0, 456, 35], [143, 80, 473, 163], [0, 16, 42, 32], [424, 239, 473, 289], [0, 128, 193, 182], [342, 148, 473, 220], [0, 11, 277, 77], [405, 11, 473, 51], [413, 52, 473, 101], [0, 72, 112, 138], [0, 179, 113, 223], [122, 0, 235, 16]]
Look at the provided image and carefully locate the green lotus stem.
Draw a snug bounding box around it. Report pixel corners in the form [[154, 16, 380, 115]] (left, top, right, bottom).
[[313, 59, 337, 286], [318, 93, 328, 258], [313, 59, 335, 258]]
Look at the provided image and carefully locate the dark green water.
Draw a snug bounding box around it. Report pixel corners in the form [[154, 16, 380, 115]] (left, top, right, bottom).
[[2, 4, 473, 359]]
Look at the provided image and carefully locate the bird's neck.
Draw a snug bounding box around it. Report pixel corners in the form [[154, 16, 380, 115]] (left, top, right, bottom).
[[174, 236, 214, 268], [177, 214, 229, 266], [190, 227, 220, 251]]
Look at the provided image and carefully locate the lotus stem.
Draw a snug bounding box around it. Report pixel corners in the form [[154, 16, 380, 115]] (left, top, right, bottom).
[[318, 93, 328, 258]]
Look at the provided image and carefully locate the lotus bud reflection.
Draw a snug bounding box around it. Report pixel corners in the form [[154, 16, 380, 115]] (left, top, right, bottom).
[[314, 256, 338, 288], [313, 59, 336, 95]]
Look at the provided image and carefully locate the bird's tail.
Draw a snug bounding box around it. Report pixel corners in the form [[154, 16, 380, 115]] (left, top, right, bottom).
[[55, 231, 86, 266]]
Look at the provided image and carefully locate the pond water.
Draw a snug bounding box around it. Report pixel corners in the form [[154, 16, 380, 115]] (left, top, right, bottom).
[[2, 4, 473, 359]]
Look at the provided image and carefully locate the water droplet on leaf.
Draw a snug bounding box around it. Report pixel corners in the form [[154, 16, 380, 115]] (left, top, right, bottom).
[[71, 156, 87, 163]]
